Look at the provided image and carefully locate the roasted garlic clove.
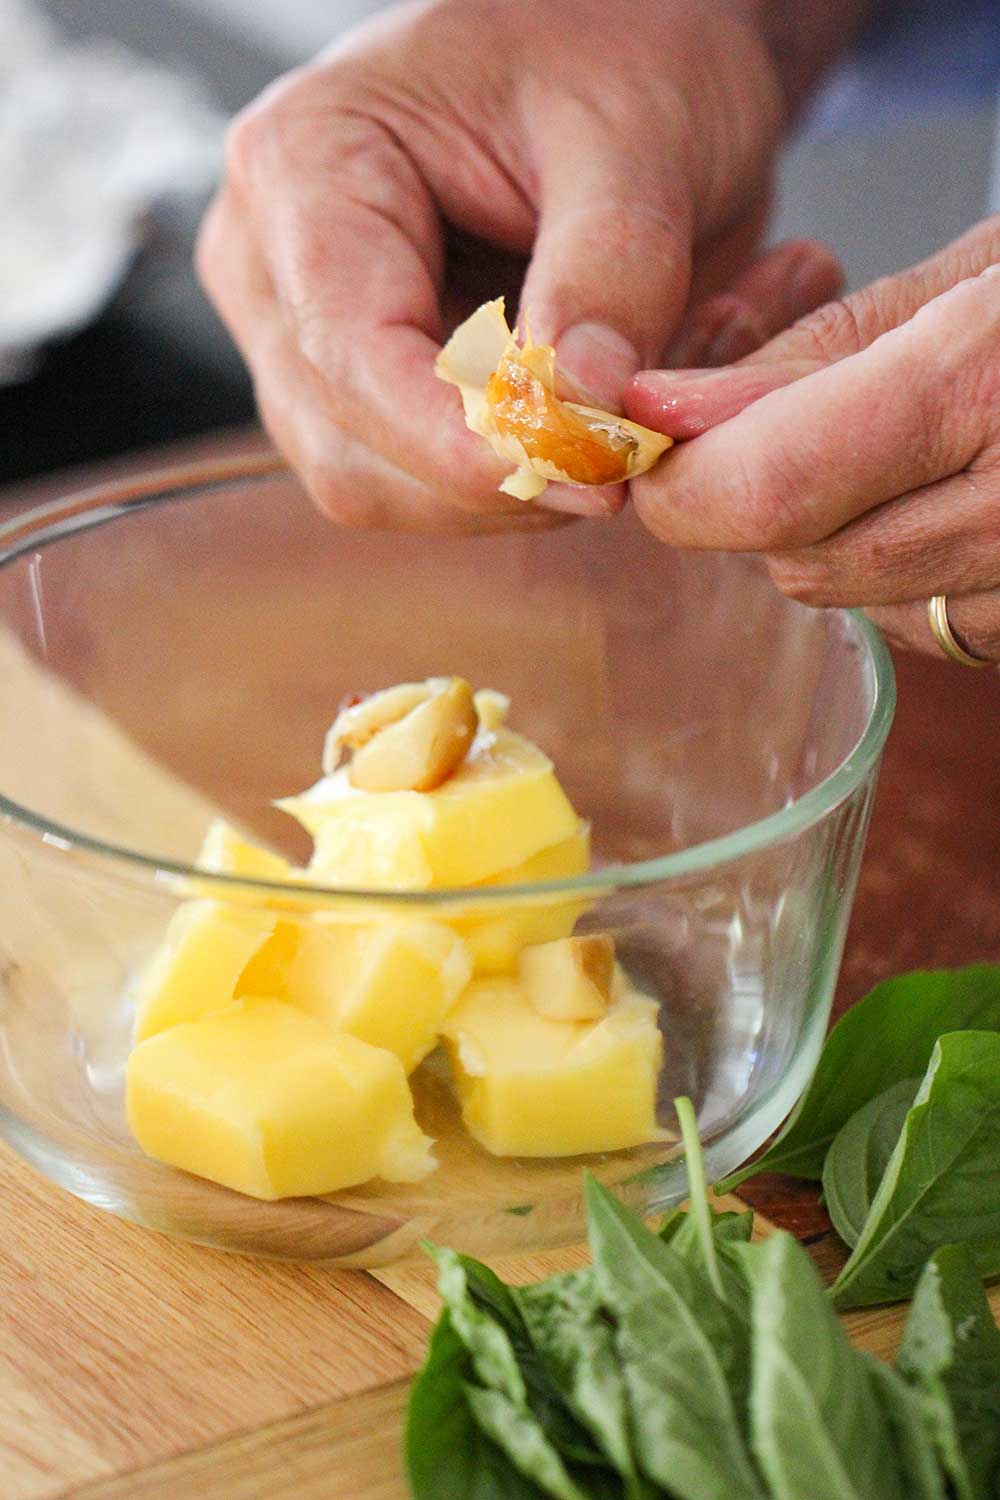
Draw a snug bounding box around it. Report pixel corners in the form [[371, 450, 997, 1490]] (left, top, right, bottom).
[[435, 298, 672, 500], [348, 677, 478, 793]]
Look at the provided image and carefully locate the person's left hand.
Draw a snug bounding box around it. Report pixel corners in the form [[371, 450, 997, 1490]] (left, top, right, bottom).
[[626, 215, 1000, 664]]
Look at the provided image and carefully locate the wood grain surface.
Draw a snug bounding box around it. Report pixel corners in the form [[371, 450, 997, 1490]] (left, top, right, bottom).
[[1, 436, 999, 1500]]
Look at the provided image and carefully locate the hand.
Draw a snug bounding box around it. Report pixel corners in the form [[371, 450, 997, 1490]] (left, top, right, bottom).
[[627, 216, 1000, 664], [197, 0, 843, 532]]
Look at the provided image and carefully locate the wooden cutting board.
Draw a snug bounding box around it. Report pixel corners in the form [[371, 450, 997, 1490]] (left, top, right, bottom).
[[3, 441, 1000, 1500], [15, 1195, 999, 1500]]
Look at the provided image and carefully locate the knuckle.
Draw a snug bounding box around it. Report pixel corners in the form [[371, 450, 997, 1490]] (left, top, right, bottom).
[[786, 295, 866, 363], [193, 196, 224, 292], [726, 448, 809, 551], [223, 99, 273, 187], [865, 604, 925, 655], [252, 386, 374, 529], [304, 460, 379, 529], [223, 68, 321, 187], [631, 479, 674, 545], [960, 335, 1000, 421], [766, 552, 834, 607]]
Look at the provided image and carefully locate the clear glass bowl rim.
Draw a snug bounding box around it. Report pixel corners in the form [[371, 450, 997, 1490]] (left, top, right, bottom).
[[0, 452, 897, 906]]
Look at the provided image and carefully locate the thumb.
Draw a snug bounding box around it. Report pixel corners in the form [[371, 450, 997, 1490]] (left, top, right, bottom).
[[518, 98, 694, 409], [627, 214, 1000, 437]]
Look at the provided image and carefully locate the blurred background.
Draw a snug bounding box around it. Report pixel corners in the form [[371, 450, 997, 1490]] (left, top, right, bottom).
[[2, 0, 998, 489]]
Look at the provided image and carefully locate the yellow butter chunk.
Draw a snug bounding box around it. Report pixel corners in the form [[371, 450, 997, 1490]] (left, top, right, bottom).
[[197, 817, 291, 881], [133, 899, 275, 1042], [450, 826, 591, 975], [236, 919, 303, 998], [279, 727, 581, 890], [126, 998, 435, 1199], [282, 920, 472, 1072], [442, 978, 665, 1157]]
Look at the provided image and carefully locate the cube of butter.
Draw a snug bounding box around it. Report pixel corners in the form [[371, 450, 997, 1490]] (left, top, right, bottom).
[[449, 825, 591, 976], [133, 899, 275, 1041], [278, 728, 581, 890], [197, 818, 291, 881], [281, 920, 472, 1072], [442, 978, 664, 1157], [126, 997, 435, 1199], [236, 919, 303, 999]]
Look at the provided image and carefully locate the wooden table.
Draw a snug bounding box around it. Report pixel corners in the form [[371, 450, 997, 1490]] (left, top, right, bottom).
[[2, 435, 1000, 1499]]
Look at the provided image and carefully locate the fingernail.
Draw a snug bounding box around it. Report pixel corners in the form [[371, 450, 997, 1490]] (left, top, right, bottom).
[[541, 480, 627, 518], [555, 323, 641, 408]]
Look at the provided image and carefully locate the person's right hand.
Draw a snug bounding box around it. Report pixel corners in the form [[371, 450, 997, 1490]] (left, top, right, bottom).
[[197, 0, 841, 532]]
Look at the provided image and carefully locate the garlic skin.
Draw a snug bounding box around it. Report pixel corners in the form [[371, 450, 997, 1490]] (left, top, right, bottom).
[[434, 298, 672, 500]]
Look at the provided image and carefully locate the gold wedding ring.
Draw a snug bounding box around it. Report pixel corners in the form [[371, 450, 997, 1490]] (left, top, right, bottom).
[[927, 594, 993, 668]]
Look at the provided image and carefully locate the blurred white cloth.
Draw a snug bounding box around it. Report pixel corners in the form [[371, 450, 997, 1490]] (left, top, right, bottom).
[[0, 0, 223, 385], [169, 0, 389, 62]]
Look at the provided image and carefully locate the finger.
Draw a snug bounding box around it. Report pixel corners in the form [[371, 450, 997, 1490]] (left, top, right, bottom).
[[221, 78, 527, 508], [627, 359, 814, 440], [629, 216, 1000, 439], [739, 211, 1000, 370], [256, 333, 568, 534], [197, 192, 566, 534], [665, 238, 842, 367], [542, 479, 627, 517], [685, 191, 773, 307], [631, 265, 1000, 553], [517, 93, 694, 408], [765, 456, 1000, 607], [868, 591, 1000, 666]]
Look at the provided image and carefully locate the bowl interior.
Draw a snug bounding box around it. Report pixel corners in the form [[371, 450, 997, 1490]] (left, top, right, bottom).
[[0, 471, 886, 877], [0, 468, 894, 1261]]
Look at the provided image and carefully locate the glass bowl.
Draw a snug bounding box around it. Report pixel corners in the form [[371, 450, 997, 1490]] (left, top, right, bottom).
[[0, 456, 895, 1264]]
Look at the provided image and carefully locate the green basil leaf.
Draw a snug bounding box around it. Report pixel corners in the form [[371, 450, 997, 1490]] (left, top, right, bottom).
[[405, 1310, 546, 1500], [741, 1232, 906, 1500], [515, 1272, 653, 1499], [896, 1244, 1000, 1500], [718, 965, 1000, 1191], [713, 1210, 756, 1244], [585, 1176, 765, 1500], [832, 1033, 1000, 1309], [432, 1246, 526, 1402], [864, 1357, 948, 1499], [437, 1247, 603, 1467], [464, 1386, 591, 1500], [823, 1079, 923, 1248]]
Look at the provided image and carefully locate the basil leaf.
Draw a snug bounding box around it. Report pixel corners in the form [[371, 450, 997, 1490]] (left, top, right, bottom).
[[464, 1386, 591, 1500], [741, 1232, 906, 1500], [865, 1357, 947, 1500], [832, 1033, 1000, 1309], [405, 1310, 545, 1500], [585, 1176, 765, 1500], [823, 1079, 923, 1248], [719, 965, 1000, 1191], [440, 1248, 603, 1467], [665, 1212, 754, 1328], [896, 1244, 1000, 1500], [712, 1210, 756, 1244], [515, 1272, 653, 1499], [432, 1246, 605, 1484], [432, 1246, 526, 1402]]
